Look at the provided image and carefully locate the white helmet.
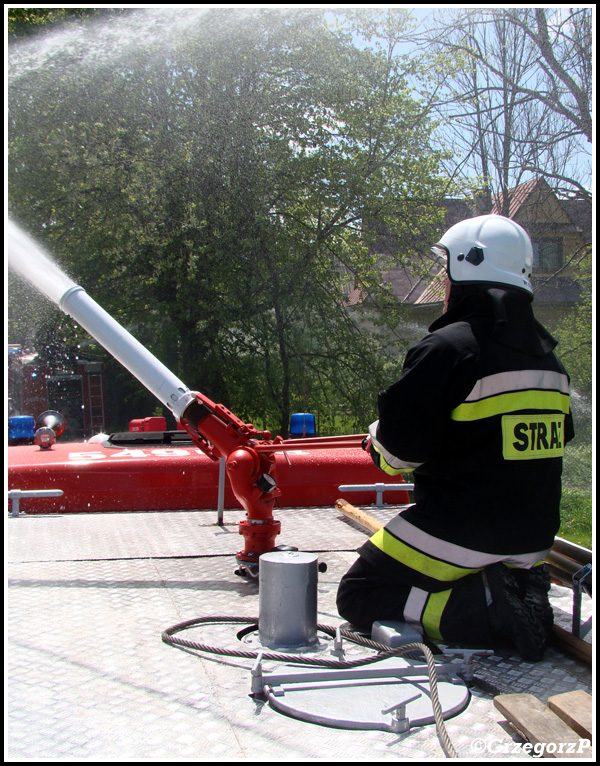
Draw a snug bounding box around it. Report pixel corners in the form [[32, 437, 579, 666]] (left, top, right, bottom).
[[432, 214, 533, 294]]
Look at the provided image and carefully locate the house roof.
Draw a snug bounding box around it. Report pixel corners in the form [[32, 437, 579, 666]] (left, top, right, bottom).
[[358, 180, 589, 309], [377, 259, 440, 306], [374, 198, 474, 307], [491, 178, 591, 238], [491, 178, 541, 218], [345, 287, 369, 306], [413, 267, 446, 305]]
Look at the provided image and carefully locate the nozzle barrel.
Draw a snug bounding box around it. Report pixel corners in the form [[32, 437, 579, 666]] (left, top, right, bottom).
[[59, 286, 196, 420]]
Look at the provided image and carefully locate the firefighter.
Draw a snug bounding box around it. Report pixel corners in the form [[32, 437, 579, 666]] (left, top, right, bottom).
[[337, 214, 574, 661]]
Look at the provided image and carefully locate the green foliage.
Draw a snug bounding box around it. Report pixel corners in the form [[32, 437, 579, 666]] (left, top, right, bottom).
[[8, 8, 447, 434], [559, 489, 592, 549], [559, 442, 592, 549], [553, 245, 593, 398], [7, 8, 92, 34], [7, 8, 133, 40]]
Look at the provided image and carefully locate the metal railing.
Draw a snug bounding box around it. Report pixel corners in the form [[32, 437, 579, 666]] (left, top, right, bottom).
[[8, 489, 64, 517]]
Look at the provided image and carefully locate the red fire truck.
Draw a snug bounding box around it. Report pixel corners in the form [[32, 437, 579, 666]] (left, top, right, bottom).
[[8, 345, 108, 440]]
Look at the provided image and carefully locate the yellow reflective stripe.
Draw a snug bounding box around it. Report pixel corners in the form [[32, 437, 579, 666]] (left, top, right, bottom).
[[422, 589, 452, 642], [369, 528, 480, 582], [451, 390, 570, 422], [385, 515, 550, 569], [372, 445, 406, 476]]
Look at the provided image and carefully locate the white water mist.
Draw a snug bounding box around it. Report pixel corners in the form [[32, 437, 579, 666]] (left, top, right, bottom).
[[7, 220, 77, 304], [7, 219, 196, 420], [9, 7, 220, 83]]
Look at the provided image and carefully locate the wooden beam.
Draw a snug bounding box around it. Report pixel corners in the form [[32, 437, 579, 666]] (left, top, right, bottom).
[[552, 538, 592, 566], [494, 693, 592, 758], [335, 498, 383, 534], [551, 625, 592, 665], [547, 690, 593, 741]]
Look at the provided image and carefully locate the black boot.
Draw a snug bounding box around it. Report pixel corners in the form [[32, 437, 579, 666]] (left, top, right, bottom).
[[486, 563, 553, 661]]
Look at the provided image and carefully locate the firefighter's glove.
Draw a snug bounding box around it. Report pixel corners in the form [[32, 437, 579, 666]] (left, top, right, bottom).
[[361, 436, 371, 452]]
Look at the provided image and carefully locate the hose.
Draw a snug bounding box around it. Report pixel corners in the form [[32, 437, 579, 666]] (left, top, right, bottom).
[[162, 616, 459, 758]]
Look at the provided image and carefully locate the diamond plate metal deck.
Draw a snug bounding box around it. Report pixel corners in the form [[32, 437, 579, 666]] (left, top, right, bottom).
[[7, 506, 593, 760]]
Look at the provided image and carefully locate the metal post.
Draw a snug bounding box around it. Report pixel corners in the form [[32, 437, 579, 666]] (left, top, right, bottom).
[[382, 693, 422, 733], [217, 456, 226, 526], [8, 489, 64, 517], [572, 563, 592, 637]]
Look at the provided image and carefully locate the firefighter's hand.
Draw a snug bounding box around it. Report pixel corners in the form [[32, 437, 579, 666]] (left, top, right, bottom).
[[361, 436, 371, 451]]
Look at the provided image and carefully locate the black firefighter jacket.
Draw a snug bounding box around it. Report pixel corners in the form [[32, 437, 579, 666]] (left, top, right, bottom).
[[361, 286, 574, 595]]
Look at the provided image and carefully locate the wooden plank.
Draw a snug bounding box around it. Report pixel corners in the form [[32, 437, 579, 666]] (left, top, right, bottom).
[[552, 537, 592, 566], [552, 624, 593, 665], [335, 498, 383, 534], [494, 693, 592, 758], [547, 690, 593, 741], [544, 550, 585, 578]]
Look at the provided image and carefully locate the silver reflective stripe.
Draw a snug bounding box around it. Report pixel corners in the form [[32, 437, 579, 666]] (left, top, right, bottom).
[[369, 421, 423, 471], [386, 514, 550, 570], [403, 587, 428, 632], [465, 370, 570, 402]]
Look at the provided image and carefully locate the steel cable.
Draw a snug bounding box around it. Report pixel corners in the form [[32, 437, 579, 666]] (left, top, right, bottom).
[[161, 616, 459, 758]]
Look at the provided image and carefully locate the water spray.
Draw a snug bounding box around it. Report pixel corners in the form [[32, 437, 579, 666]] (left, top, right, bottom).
[[8, 222, 196, 421]]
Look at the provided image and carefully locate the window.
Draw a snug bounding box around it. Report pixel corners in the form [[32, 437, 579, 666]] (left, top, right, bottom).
[[532, 238, 563, 273]]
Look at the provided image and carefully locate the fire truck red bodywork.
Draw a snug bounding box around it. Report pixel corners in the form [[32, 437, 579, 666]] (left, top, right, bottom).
[[7, 438, 410, 514]]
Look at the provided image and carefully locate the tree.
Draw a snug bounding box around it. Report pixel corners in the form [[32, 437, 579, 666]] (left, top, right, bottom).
[[8, 8, 448, 434], [406, 7, 592, 420], [413, 8, 592, 204], [6, 7, 126, 35]]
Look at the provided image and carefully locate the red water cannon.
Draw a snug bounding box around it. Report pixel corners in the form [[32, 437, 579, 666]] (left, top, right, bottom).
[[180, 392, 366, 576], [180, 392, 286, 575]]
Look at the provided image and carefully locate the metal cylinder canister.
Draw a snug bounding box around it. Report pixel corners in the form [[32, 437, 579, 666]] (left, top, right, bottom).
[[258, 551, 318, 649]]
